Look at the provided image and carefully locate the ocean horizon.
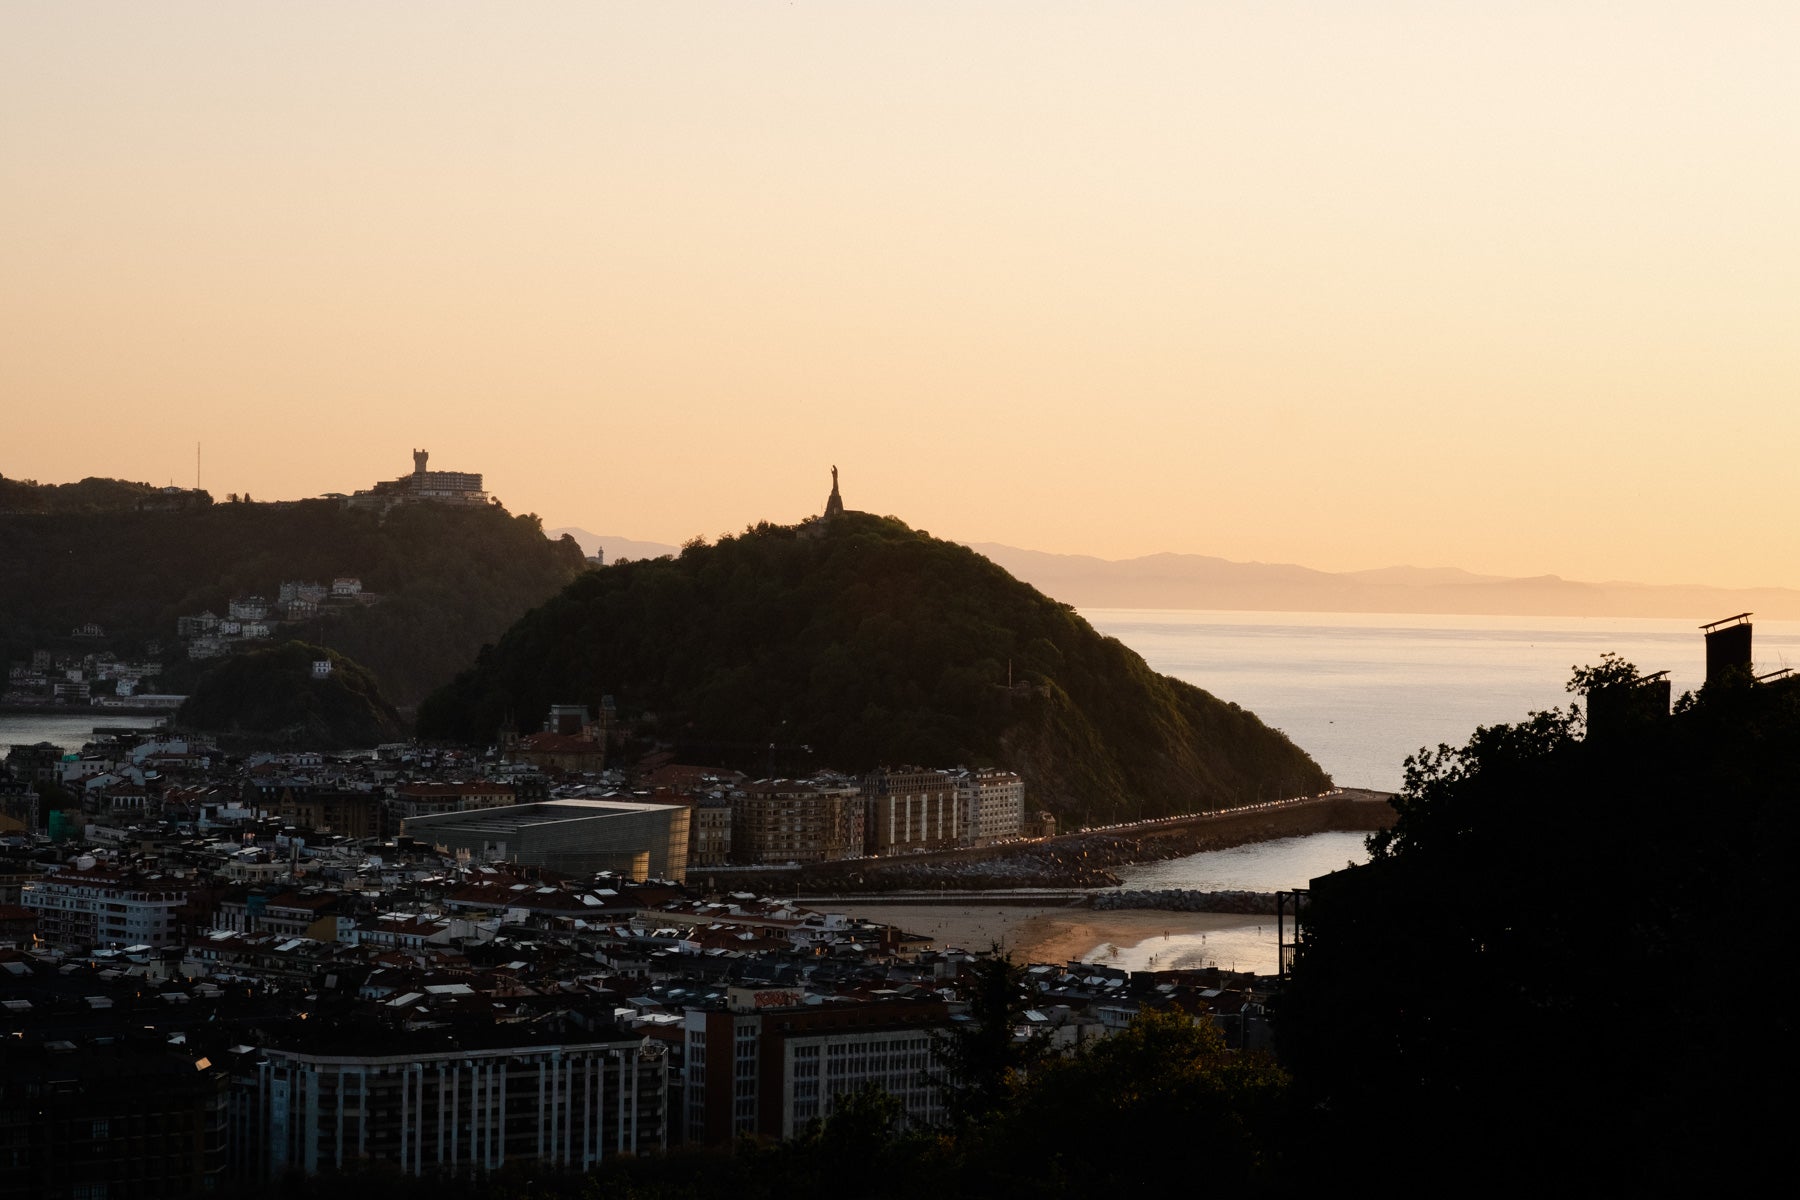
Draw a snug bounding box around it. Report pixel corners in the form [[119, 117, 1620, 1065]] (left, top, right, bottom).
[[1084, 608, 1800, 794]]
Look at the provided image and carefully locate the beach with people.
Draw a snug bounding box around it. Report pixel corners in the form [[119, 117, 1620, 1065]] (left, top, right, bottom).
[[827, 902, 1284, 975]]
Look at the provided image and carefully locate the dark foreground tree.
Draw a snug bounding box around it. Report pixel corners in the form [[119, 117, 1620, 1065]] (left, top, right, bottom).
[[968, 1007, 1291, 1197], [929, 953, 1048, 1131], [1282, 663, 1798, 1190], [927, 954, 1290, 1196]]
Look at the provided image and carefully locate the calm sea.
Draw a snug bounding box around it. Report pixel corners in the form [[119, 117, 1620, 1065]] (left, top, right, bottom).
[[0, 713, 164, 756], [1064, 831, 1369, 973], [1083, 608, 1800, 794]]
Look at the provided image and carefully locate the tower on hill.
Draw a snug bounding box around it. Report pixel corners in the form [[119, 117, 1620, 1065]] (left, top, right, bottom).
[[349, 449, 489, 510]]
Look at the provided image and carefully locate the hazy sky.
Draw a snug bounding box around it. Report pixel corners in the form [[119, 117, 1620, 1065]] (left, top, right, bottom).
[[5, 4, 1797, 588]]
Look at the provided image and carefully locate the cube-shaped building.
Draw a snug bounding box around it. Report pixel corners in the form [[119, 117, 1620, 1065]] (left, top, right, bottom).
[[402, 799, 689, 882]]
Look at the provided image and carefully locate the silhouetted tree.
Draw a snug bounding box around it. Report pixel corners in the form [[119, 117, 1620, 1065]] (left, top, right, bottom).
[[1565, 650, 1642, 697], [975, 1007, 1290, 1196], [1283, 660, 1798, 1191], [929, 952, 1049, 1131]]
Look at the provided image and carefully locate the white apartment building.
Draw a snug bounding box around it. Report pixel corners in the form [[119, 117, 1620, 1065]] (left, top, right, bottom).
[[237, 1034, 666, 1178], [21, 865, 191, 948], [960, 768, 1026, 846]]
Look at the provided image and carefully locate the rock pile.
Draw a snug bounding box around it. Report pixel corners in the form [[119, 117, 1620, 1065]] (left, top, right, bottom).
[[1092, 888, 1280, 914]]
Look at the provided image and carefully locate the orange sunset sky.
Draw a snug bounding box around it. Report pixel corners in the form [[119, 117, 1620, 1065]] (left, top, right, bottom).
[[4, 4, 1797, 589]]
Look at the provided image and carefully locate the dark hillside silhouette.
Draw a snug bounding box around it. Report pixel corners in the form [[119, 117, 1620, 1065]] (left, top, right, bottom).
[[420, 512, 1328, 823], [0, 488, 586, 704], [1282, 661, 1795, 1189]]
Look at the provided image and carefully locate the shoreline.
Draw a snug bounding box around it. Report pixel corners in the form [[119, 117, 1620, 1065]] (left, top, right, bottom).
[[0, 704, 174, 719], [699, 790, 1394, 897], [827, 902, 1283, 974]]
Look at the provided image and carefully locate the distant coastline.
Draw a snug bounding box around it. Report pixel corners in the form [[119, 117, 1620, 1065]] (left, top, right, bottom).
[[549, 527, 1800, 621], [968, 544, 1800, 622], [0, 702, 176, 718]]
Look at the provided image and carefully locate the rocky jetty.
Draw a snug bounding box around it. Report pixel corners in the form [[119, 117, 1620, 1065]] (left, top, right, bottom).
[[1093, 888, 1280, 915], [702, 844, 1122, 895], [699, 792, 1394, 896]]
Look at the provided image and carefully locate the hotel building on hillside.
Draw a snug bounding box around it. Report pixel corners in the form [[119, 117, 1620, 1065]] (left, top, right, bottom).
[[348, 448, 490, 509]]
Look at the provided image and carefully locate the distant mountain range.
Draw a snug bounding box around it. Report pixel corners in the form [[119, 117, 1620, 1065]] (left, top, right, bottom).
[[550, 529, 683, 563], [549, 527, 1800, 620], [965, 546, 1800, 621]]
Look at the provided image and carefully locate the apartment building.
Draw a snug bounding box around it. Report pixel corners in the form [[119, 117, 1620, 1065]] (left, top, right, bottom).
[[232, 1024, 666, 1180], [20, 864, 191, 948], [960, 768, 1026, 846], [683, 989, 947, 1144], [689, 794, 732, 867], [390, 781, 516, 820], [278, 789, 387, 839], [731, 781, 863, 865], [0, 1041, 228, 1200], [862, 767, 970, 855]]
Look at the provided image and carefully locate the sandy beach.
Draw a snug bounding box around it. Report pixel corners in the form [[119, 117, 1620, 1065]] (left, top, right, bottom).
[[827, 903, 1284, 975]]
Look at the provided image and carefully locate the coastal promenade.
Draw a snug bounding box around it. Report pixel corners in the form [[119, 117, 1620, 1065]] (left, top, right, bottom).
[[698, 788, 1394, 896], [797, 796, 1394, 968], [1056, 786, 1392, 847], [797, 889, 1090, 906]]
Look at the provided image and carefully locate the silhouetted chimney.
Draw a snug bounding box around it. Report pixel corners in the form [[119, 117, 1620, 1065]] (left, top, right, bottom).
[[1701, 613, 1753, 686]]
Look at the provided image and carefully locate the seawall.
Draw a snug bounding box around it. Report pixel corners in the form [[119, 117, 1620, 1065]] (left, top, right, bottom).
[[696, 789, 1394, 896]]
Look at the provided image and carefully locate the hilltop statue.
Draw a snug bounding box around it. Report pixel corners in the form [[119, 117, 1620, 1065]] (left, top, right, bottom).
[[823, 464, 845, 520]]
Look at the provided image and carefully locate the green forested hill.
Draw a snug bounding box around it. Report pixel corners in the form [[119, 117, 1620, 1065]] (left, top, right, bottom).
[[419, 513, 1329, 822], [0, 473, 202, 514], [178, 641, 405, 747], [0, 491, 587, 705]]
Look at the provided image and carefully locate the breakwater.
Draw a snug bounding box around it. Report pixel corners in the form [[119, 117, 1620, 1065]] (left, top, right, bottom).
[[697, 789, 1393, 896], [1092, 888, 1279, 915], [795, 887, 1282, 915]]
